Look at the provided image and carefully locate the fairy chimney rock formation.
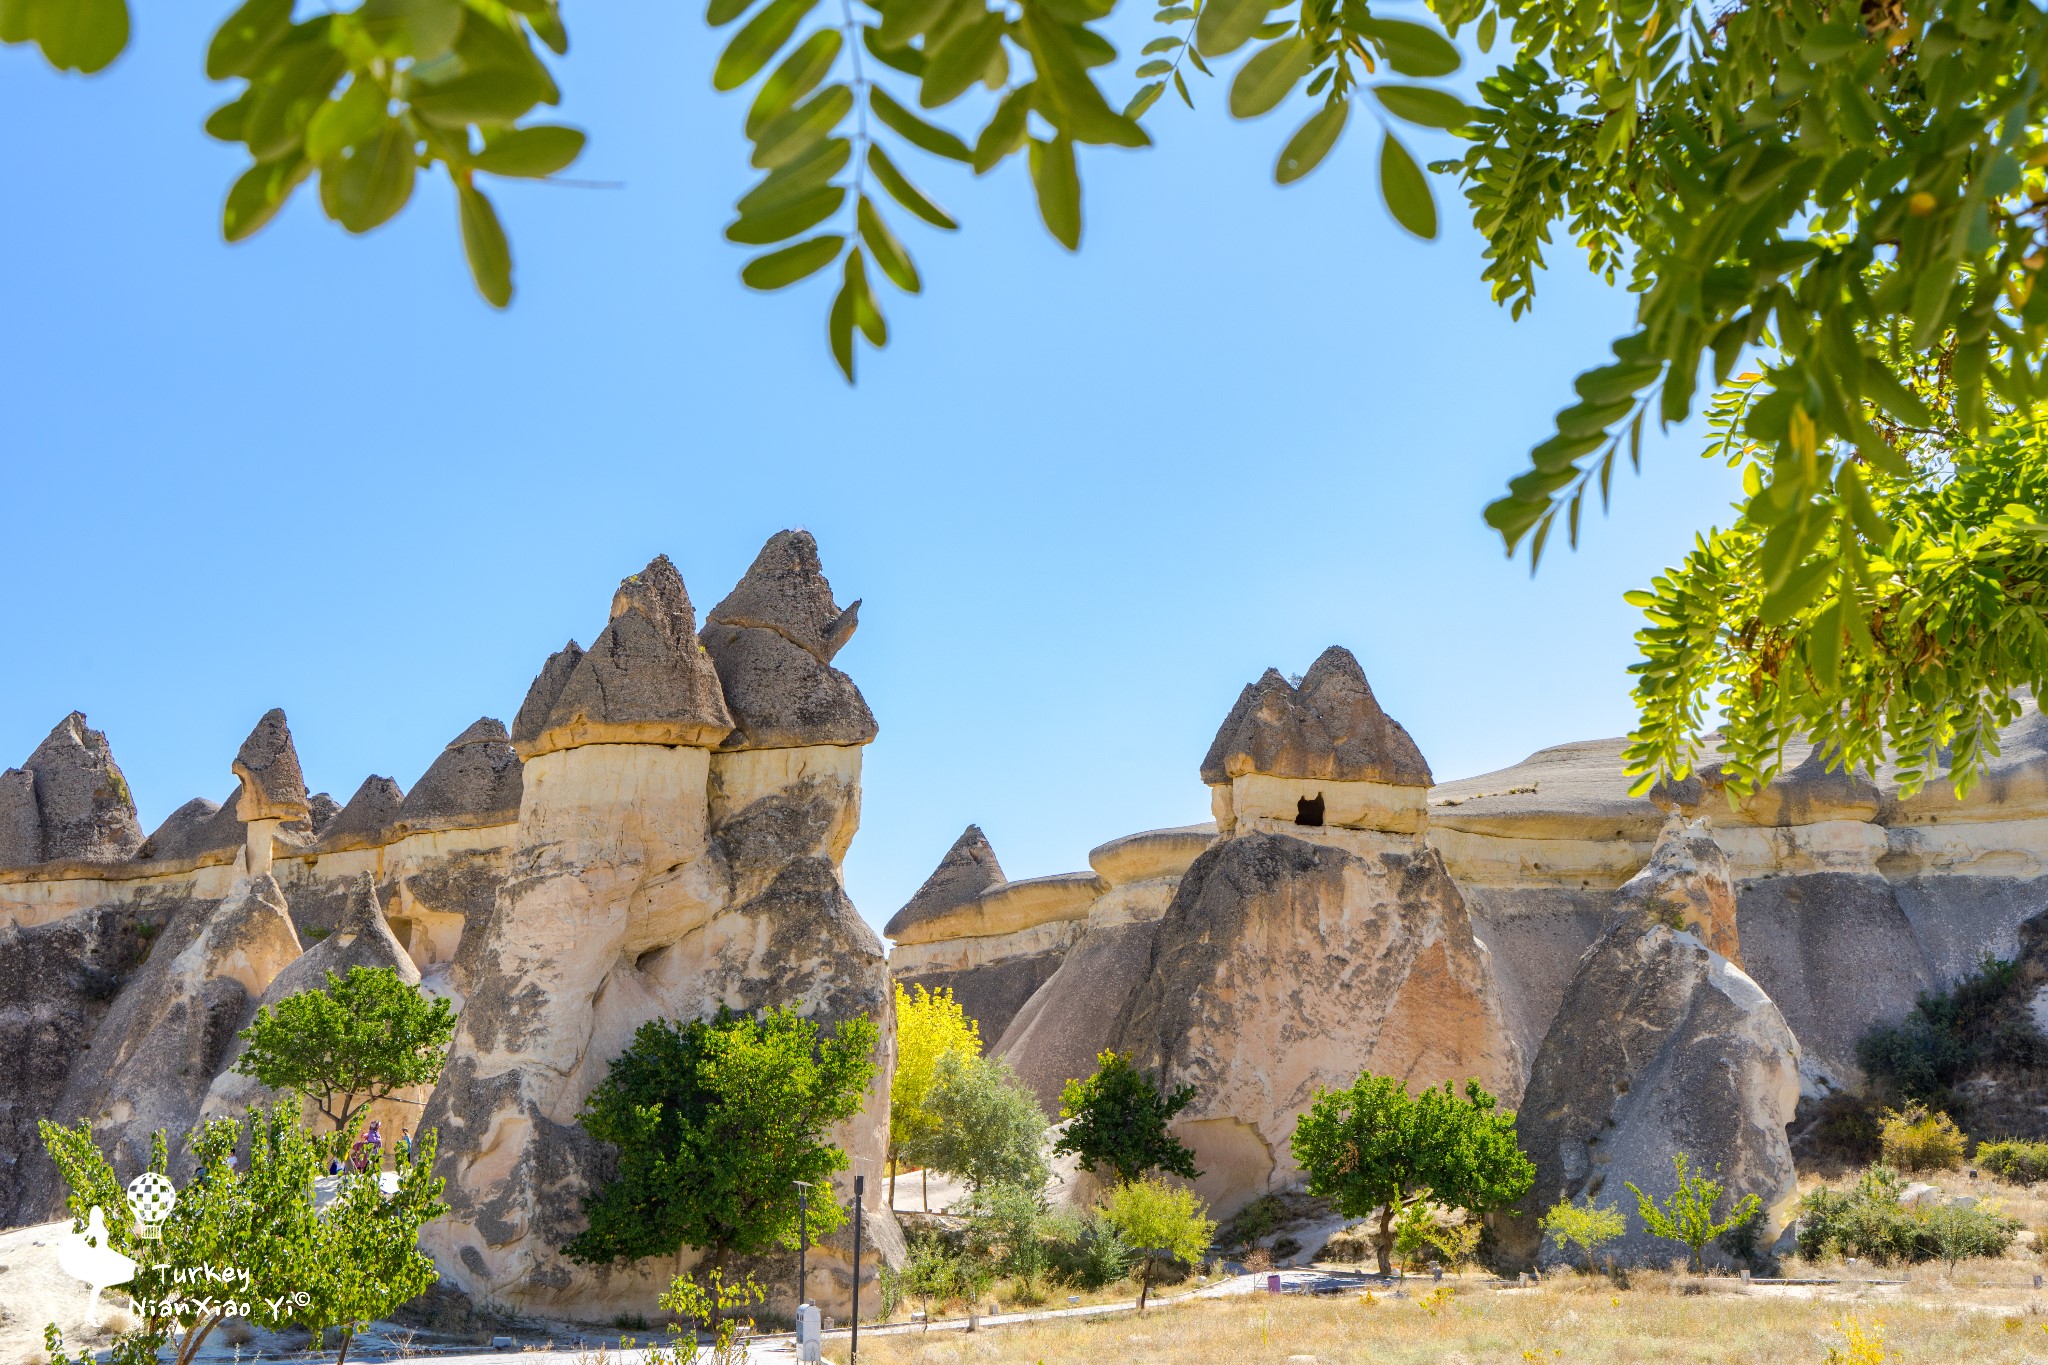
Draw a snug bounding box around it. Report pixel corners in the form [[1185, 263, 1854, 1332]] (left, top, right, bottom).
[[1610, 816, 1742, 964], [701, 530, 877, 750], [317, 775, 407, 853], [885, 825, 1008, 945], [394, 718, 523, 833], [0, 713, 145, 869], [231, 710, 311, 873], [1203, 647, 1433, 841], [512, 555, 733, 758], [1505, 818, 1800, 1269]]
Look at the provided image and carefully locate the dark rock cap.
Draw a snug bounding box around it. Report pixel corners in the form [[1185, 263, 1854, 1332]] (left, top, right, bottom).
[[138, 790, 246, 863], [232, 709, 311, 823], [0, 713, 146, 868], [317, 775, 406, 852], [510, 640, 584, 750], [307, 792, 342, 835], [1199, 647, 1431, 787], [0, 768, 39, 868], [707, 530, 862, 664], [884, 825, 1007, 939], [396, 717, 523, 829], [517, 556, 735, 757]]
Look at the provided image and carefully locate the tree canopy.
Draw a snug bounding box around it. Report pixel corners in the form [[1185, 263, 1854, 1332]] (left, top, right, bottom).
[[12, 0, 2048, 787], [234, 964, 458, 1135], [1098, 1175, 1215, 1309], [1289, 1072, 1532, 1275], [1054, 1049, 1200, 1186], [908, 1049, 1049, 1193], [889, 982, 981, 1200], [562, 1005, 878, 1271]]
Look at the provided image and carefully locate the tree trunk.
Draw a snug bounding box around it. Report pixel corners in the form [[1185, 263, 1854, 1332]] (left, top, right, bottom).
[[1376, 1205, 1396, 1278], [922, 1168, 929, 1212], [175, 1314, 221, 1365], [889, 1153, 898, 1212], [335, 1327, 355, 1365], [1137, 1259, 1152, 1311]]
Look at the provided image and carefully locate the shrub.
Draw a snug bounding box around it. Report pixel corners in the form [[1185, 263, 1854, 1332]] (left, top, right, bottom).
[[1045, 1210, 1135, 1289], [1878, 1104, 1967, 1172], [1977, 1139, 2048, 1184], [1856, 954, 2036, 1107], [1797, 1164, 2023, 1265], [1540, 1197, 1628, 1273], [1099, 1175, 1216, 1309], [1624, 1153, 1761, 1272], [1217, 1194, 1286, 1251]]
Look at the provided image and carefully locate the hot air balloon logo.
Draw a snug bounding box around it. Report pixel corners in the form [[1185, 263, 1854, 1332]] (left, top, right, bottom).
[[126, 1172, 177, 1240]]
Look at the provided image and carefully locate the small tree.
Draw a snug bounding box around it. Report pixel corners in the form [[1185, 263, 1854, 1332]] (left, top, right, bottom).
[[296, 1124, 448, 1365], [563, 1005, 878, 1276], [1540, 1197, 1629, 1273], [911, 1051, 1048, 1195], [1625, 1153, 1762, 1273], [649, 1269, 766, 1365], [235, 965, 458, 1135], [1099, 1175, 1215, 1310], [1290, 1073, 1533, 1277], [963, 1180, 1061, 1302], [890, 983, 982, 1209], [1054, 1051, 1199, 1186]]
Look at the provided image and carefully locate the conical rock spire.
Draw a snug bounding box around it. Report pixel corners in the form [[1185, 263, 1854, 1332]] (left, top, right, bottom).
[[233, 709, 310, 823], [1199, 646, 1431, 788], [884, 824, 1006, 939]]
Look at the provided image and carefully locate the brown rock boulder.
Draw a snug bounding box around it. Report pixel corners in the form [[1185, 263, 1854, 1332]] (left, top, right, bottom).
[[0, 713, 144, 868], [233, 709, 311, 824], [702, 532, 876, 750], [1611, 817, 1742, 964], [396, 718, 523, 831], [317, 775, 407, 853]]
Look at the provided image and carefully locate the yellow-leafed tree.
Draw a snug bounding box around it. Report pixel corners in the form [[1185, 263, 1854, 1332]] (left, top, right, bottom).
[[890, 983, 980, 1211]]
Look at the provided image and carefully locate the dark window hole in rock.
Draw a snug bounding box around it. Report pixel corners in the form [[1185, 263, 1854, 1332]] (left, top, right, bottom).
[[1295, 795, 1325, 827]]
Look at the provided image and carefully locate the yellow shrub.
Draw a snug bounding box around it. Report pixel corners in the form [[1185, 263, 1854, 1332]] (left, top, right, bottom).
[[1877, 1104, 1966, 1172]]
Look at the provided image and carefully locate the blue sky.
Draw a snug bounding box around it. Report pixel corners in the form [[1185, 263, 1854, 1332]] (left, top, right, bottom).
[[0, 4, 1740, 933]]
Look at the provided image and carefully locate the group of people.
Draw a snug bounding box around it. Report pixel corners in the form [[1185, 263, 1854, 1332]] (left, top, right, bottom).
[[324, 1119, 414, 1176]]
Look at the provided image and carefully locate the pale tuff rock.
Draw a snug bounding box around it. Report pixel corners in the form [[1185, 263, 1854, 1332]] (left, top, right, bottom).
[[1504, 887, 1801, 1269], [702, 531, 876, 750], [884, 825, 1007, 942], [232, 709, 311, 824], [0, 713, 145, 869], [514, 557, 734, 758], [52, 873, 301, 1188], [201, 873, 422, 1131], [1199, 647, 1431, 788], [395, 718, 523, 832], [1610, 816, 1742, 964], [706, 529, 863, 664], [1111, 831, 1523, 1218], [317, 775, 407, 853], [1089, 825, 1217, 889], [996, 915, 1167, 1112]]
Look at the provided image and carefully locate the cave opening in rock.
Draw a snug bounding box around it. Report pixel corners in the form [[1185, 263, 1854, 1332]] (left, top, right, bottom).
[[1295, 795, 1325, 827]]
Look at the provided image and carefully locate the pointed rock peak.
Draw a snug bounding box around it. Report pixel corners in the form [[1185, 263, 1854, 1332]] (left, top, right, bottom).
[[0, 768, 39, 869], [884, 824, 1008, 939], [1198, 647, 1431, 788], [233, 709, 310, 823], [307, 791, 342, 834], [318, 775, 405, 850], [511, 640, 584, 751], [8, 710, 144, 864], [708, 529, 861, 664], [339, 872, 384, 933], [610, 554, 699, 650], [1612, 815, 1742, 964], [446, 716, 511, 750]]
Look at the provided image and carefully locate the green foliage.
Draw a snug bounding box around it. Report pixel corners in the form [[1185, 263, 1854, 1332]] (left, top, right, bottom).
[[1099, 1174, 1215, 1309], [961, 1180, 1061, 1297], [1289, 1071, 1533, 1276], [1877, 1103, 1969, 1173], [1856, 954, 2044, 1108], [1054, 1050, 1199, 1186], [1624, 1153, 1763, 1272], [909, 1050, 1048, 1194], [643, 1269, 766, 1364], [1216, 1193, 1287, 1251], [562, 1005, 878, 1269], [1390, 1200, 1481, 1272], [1044, 1208, 1138, 1289], [1798, 1163, 2023, 1265], [890, 982, 981, 1187], [39, 1106, 444, 1365], [1975, 1139, 2048, 1184], [897, 1227, 991, 1316], [1540, 1196, 1629, 1273], [234, 964, 457, 1133]]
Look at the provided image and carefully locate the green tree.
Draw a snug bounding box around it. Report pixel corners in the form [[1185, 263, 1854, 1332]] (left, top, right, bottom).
[[1054, 1050, 1199, 1187], [1625, 1153, 1763, 1273], [890, 982, 981, 1209], [1540, 1196, 1629, 1274], [909, 1050, 1048, 1195], [234, 964, 458, 1135], [1098, 1175, 1216, 1310], [562, 1005, 879, 1275], [39, 1105, 445, 1365], [962, 1179, 1061, 1301], [1290, 1072, 1533, 1277]]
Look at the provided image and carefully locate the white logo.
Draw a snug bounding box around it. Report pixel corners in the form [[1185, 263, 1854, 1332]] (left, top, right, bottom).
[[56, 1206, 137, 1322], [126, 1171, 178, 1239]]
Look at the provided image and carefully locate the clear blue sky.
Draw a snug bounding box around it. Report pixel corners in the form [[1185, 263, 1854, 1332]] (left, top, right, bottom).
[[0, 5, 1740, 934]]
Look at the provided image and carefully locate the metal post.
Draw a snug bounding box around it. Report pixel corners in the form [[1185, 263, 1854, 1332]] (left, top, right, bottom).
[[794, 1180, 812, 1311], [851, 1174, 865, 1365]]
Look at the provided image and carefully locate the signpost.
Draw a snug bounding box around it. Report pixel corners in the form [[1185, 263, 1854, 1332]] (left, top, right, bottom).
[[851, 1175, 865, 1365]]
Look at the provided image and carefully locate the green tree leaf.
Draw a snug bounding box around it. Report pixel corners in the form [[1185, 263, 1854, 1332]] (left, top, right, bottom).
[[1228, 36, 1309, 119], [726, 185, 846, 244], [1028, 134, 1081, 249], [1193, 0, 1268, 58], [1377, 129, 1436, 238], [750, 82, 852, 168], [1369, 83, 1471, 129], [714, 0, 821, 92], [472, 123, 587, 177], [320, 119, 418, 232], [1274, 98, 1346, 183], [858, 195, 921, 292], [457, 180, 513, 306], [868, 144, 958, 229], [305, 77, 388, 162], [741, 234, 844, 290], [922, 12, 1004, 107], [207, 0, 293, 80], [745, 26, 840, 137], [974, 84, 1032, 172], [222, 151, 311, 242], [870, 86, 973, 162], [738, 137, 850, 215], [1356, 17, 1459, 77]]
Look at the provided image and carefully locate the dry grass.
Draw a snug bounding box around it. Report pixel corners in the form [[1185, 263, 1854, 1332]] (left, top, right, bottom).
[[836, 1271, 2048, 1364]]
